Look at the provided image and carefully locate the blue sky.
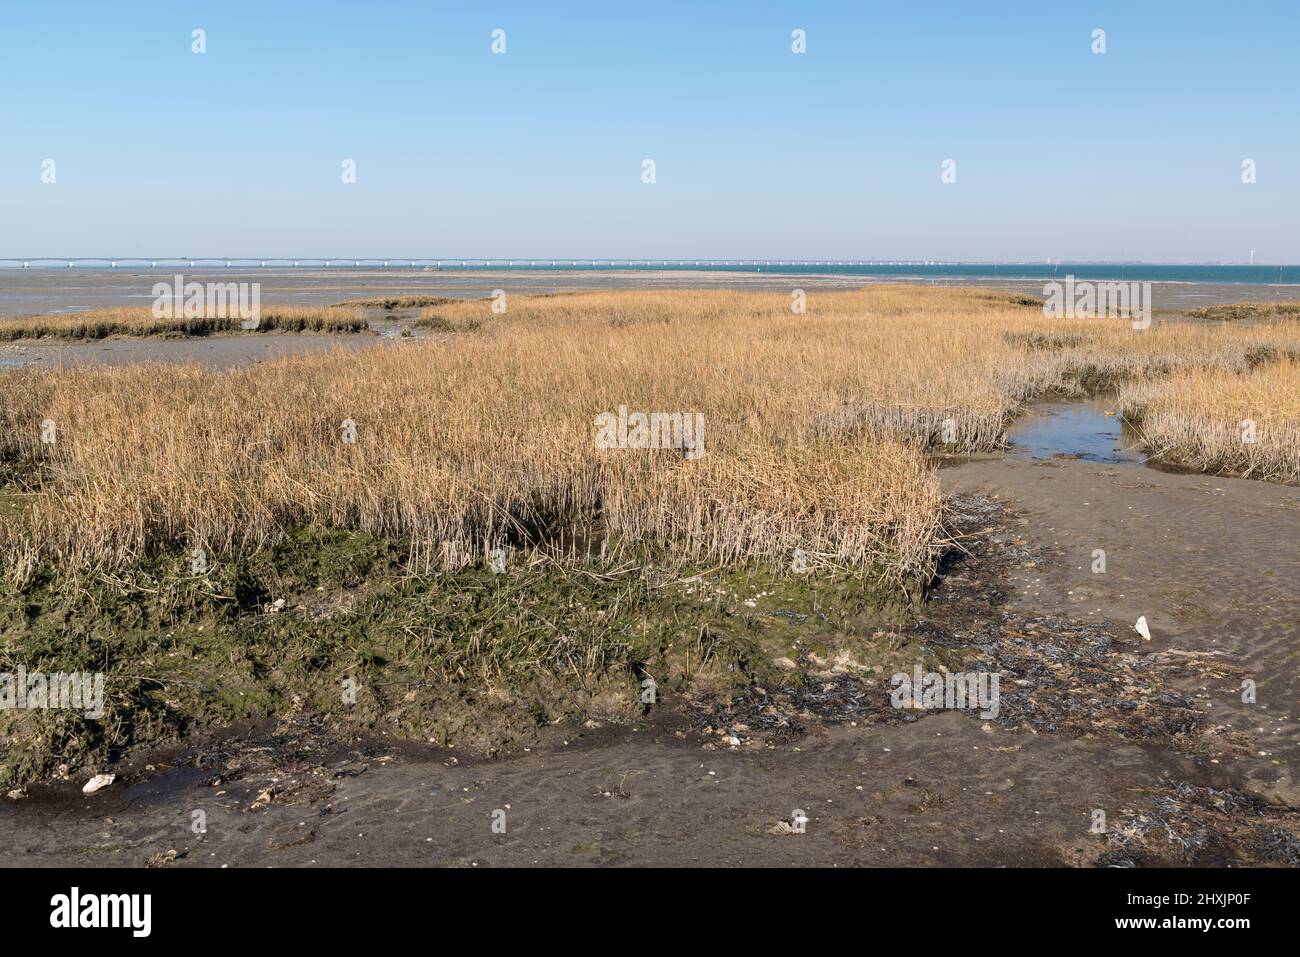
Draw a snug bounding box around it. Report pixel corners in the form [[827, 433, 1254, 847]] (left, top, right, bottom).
[[1, 1, 1296, 261]]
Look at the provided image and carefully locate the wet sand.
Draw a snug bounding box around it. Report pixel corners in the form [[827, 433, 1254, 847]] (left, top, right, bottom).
[[0, 312, 417, 371], [3, 428, 1295, 867], [0, 712, 1205, 868], [1, 330, 413, 372], [2, 268, 1295, 319], [0, 269, 870, 319], [948, 456, 1300, 804]]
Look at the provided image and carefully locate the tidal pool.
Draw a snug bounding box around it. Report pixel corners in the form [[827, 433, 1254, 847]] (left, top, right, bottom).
[[1007, 396, 1144, 464]]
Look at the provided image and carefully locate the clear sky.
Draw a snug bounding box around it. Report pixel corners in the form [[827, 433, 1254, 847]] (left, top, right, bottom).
[[2, 1, 1296, 262]]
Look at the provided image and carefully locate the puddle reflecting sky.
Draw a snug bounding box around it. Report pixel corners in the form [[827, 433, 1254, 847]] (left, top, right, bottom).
[[1008, 397, 1144, 464]]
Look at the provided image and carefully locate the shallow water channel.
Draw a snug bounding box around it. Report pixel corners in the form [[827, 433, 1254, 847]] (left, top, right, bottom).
[[1006, 396, 1144, 464]]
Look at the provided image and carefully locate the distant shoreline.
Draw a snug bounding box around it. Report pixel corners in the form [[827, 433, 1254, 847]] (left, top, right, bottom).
[[1, 261, 1295, 280], [2, 267, 1297, 319]]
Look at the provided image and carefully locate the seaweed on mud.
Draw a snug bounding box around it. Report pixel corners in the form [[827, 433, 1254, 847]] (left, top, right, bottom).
[[1265, 827, 1300, 866], [685, 493, 1245, 756], [187, 697, 387, 811], [907, 496, 1241, 751], [961, 613, 1206, 741], [1097, 781, 1300, 867], [688, 658, 906, 740]]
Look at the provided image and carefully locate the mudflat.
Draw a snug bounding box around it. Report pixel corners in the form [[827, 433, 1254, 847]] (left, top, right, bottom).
[[2, 268, 1296, 318]]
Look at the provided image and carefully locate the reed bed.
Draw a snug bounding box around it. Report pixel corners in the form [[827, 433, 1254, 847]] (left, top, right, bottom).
[[2, 286, 1298, 591], [1120, 358, 1300, 484], [1188, 301, 1300, 322], [0, 305, 367, 340]]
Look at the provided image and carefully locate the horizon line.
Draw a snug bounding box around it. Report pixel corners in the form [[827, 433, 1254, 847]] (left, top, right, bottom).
[[0, 258, 1293, 268]]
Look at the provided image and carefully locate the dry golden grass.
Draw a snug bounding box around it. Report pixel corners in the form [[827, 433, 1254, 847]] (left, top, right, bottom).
[[0, 305, 367, 340], [1120, 358, 1300, 483], [2, 286, 1298, 591]]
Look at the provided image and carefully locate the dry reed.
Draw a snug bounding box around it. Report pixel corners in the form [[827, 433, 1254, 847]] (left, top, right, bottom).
[[3, 287, 1298, 591], [0, 305, 367, 341]]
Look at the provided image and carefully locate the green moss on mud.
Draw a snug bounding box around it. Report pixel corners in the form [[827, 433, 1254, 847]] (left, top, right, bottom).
[[0, 528, 912, 788]]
